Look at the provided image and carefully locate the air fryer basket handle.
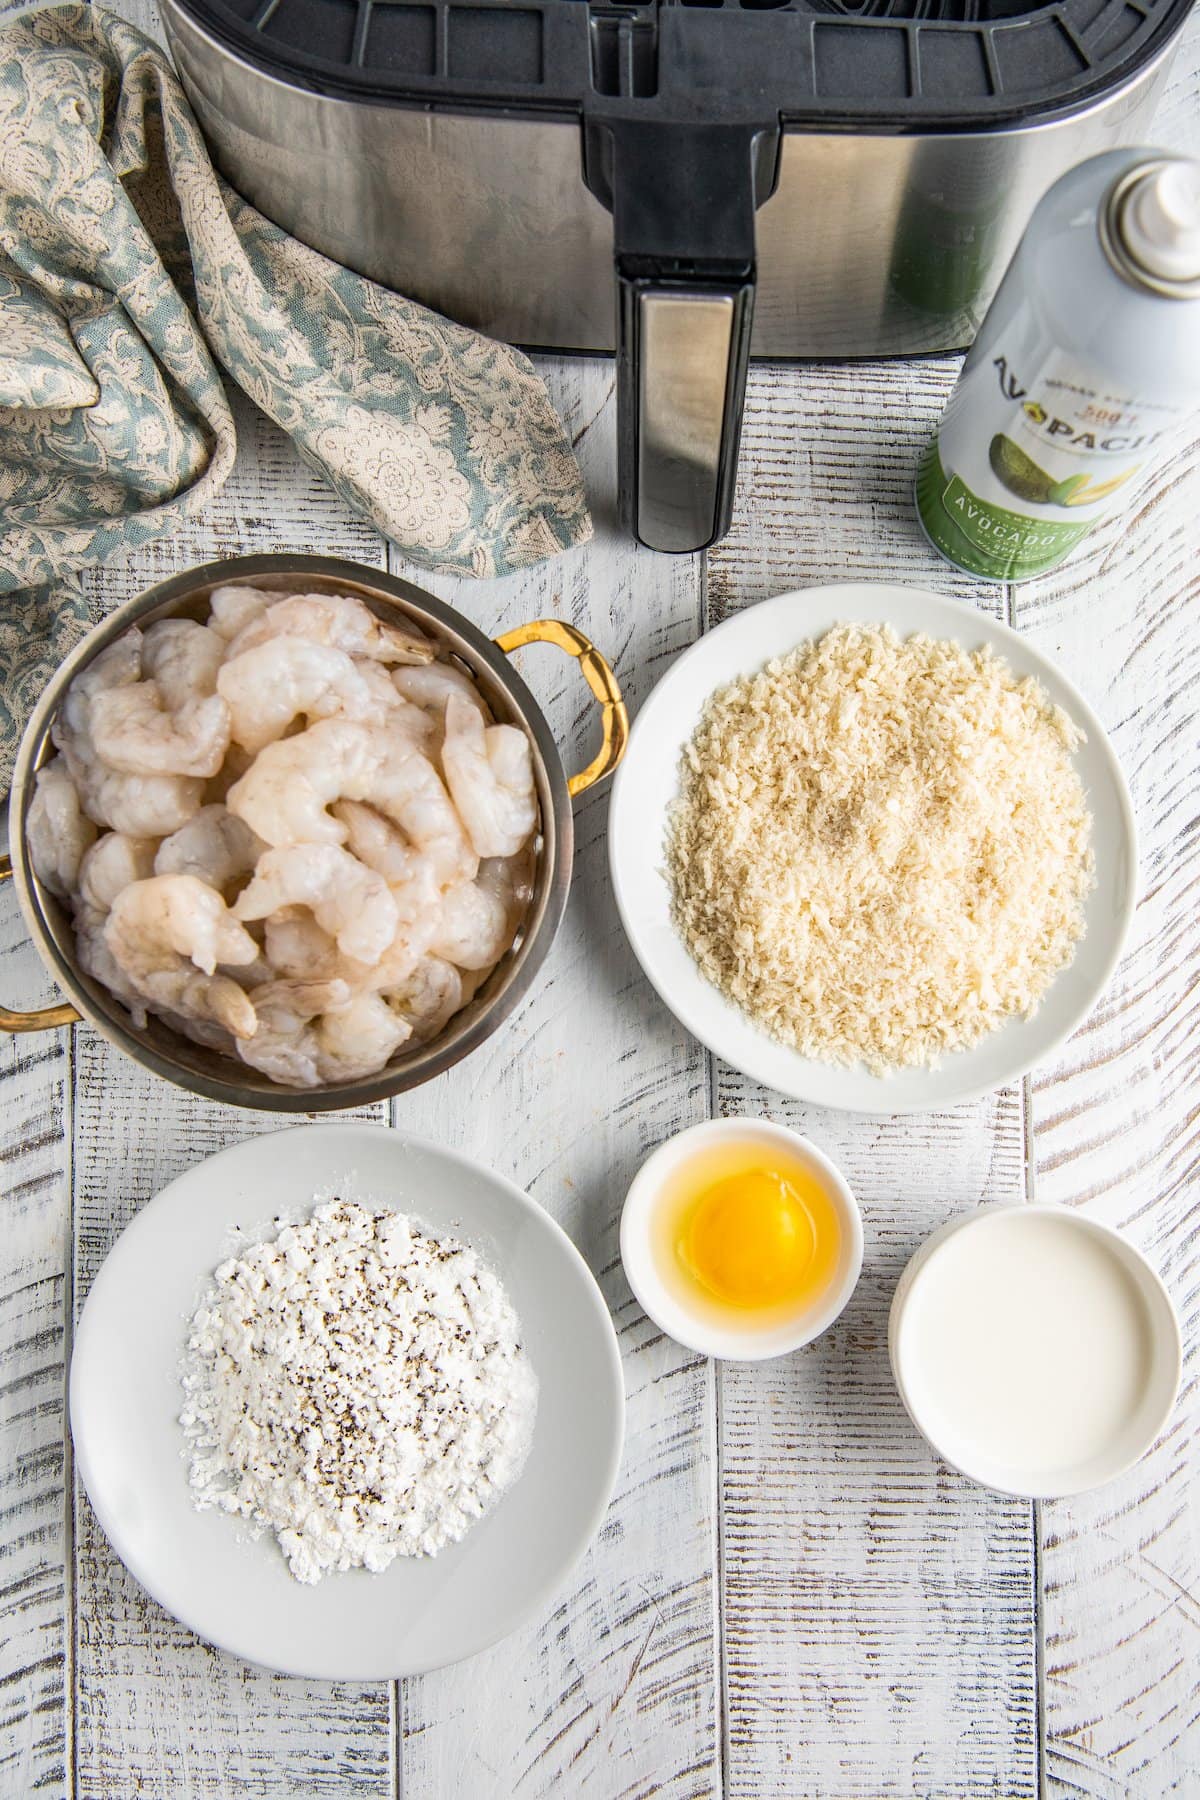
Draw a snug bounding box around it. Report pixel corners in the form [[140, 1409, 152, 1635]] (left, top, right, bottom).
[[618, 270, 754, 554], [586, 119, 776, 555]]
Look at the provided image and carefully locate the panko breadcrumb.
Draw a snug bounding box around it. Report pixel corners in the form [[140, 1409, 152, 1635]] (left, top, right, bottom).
[[665, 623, 1095, 1074]]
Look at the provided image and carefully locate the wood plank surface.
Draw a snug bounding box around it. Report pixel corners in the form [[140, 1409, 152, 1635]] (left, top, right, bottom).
[[0, 927, 72, 1800], [1020, 39, 1200, 1800], [706, 359, 1038, 1799], [388, 363, 720, 1800], [0, 0, 1196, 1791], [1021, 414, 1200, 1800]]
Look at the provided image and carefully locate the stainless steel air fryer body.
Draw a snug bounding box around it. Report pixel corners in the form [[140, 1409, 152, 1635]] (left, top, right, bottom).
[[161, 0, 1189, 553]]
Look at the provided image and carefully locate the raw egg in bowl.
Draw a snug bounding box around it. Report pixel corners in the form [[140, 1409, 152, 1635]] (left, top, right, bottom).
[[620, 1119, 863, 1360]]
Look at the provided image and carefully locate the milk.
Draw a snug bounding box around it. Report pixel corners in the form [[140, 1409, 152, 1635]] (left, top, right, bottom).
[[904, 1211, 1152, 1479]]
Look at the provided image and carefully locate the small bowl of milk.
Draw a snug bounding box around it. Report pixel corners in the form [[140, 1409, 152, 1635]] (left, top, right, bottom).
[[889, 1204, 1181, 1498]]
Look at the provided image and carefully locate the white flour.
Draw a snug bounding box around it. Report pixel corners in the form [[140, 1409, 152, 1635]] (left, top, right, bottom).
[[179, 1198, 537, 1584]]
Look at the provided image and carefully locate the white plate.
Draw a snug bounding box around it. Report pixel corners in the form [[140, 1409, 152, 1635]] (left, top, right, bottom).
[[69, 1124, 625, 1679], [609, 583, 1137, 1113]]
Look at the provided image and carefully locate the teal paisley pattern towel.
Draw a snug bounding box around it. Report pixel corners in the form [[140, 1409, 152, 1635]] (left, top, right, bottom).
[[0, 3, 592, 789]]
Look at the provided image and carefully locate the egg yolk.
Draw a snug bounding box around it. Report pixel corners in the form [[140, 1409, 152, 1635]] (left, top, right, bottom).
[[678, 1169, 820, 1307], [651, 1146, 843, 1326]]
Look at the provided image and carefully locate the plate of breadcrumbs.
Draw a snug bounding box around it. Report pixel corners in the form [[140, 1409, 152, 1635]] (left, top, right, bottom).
[[609, 584, 1137, 1113]]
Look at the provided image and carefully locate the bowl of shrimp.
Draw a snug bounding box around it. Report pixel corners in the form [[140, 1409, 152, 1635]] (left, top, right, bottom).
[[1, 554, 627, 1109]]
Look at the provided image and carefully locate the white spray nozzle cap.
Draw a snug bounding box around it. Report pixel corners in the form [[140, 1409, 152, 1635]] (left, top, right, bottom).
[[1121, 158, 1200, 285]]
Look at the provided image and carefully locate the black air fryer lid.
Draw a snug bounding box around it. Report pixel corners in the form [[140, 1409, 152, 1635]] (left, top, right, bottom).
[[172, 0, 1189, 129]]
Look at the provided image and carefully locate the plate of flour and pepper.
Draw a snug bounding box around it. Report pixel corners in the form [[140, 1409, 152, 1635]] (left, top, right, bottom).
[[69, 1124, 624, 1678], [609, 583, 1138, 1113]]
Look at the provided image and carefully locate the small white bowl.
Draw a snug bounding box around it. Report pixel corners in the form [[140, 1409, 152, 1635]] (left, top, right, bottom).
[[889, 1204, 1181, 1498], [620, 1118, 863, 1360]]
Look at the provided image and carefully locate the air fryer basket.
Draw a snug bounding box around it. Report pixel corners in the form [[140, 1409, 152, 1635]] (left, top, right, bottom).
[[165, 0, 1192, 549]]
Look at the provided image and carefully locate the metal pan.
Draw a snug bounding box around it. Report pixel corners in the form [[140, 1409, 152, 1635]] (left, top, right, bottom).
[[1, 554, 627, 1111]]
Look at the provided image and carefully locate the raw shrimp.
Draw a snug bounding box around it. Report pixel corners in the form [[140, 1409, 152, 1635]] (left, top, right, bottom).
[[371, 743, 478, 887], [77, 766, 205, 838], [365, 675, 439, 754], [332, 800, 443, 920], [105, 874, 261, 985], [26, 760, 97, 897], [90, 619, 228, 774], [54, 631, 205, 835], [332, 799, 413, 883], [359, 920, 433, 993], [73, 824, 158, 1019], [237, 978, 352, 1088], [141, 619, 224, 706], [219, 949, 275, 990], [428, 882, 508, 971], [154, 805, 263, 896], [78, 893, 237, 1048], [227, 721, 476, 885], [263, 909, 340, 981], [57, 633, 142, 737], [38, 591, 536, 1091], [104, 875, 261, 1039], [440, 693, 538, 859], [226, 718, 378, 847], [74, 902, 148, 1025], [207, 584, 271, 642], [387, 956, 465, 1043], [353, 659, 399, 710], [217, 638, 384, 754], [154, 1010, 237, 1055], [316, 992, 411, 1083], [234, 844, 399, 966], [79, 832, 158, 913], [262, 905, 431, 996], [392, 661, 490, 721], [429, 855, 531, 970], [225, 592, 432, 667], [88, 682, 230, 778]]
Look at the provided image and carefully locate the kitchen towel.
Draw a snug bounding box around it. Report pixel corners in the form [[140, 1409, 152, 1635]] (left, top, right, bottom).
[[0, 3, 593, 791]]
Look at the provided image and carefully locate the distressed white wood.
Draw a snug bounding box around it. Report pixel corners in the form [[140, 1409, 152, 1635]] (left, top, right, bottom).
[[388, 362, 720, 1800], [0, 899, 72, 1800], [706, 359, 1039, 1799], [1020, 430, 1200, 1800], [1018, 38, 1200, 1800], [0, 0, 1196, 1789]]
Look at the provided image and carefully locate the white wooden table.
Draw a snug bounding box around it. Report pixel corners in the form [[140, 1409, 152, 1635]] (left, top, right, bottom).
[[2, 5, 1198, 1791]]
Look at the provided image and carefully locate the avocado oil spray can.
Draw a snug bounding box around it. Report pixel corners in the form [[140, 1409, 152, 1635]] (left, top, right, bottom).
[[916, 150, 1200, 581]]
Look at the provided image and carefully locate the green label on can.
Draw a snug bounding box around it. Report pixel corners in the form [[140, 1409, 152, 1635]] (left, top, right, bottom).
[[917, 443, 1096, 581]]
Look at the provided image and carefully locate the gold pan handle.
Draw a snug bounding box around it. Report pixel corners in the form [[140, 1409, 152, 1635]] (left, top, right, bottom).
[[0, 853, 80, 1032], [495, 620, 629, 799]]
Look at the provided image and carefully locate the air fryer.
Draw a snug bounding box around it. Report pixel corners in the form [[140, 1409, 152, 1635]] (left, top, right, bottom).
[[161, 0, 1193, 550]]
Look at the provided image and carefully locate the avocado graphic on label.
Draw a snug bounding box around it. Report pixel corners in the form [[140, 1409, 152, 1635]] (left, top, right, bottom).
[[1062, 466, 1137, 505], [988, 438, 1118, 509], [1048, 473, 1092, 505], [989, 433, 1056, 503]]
